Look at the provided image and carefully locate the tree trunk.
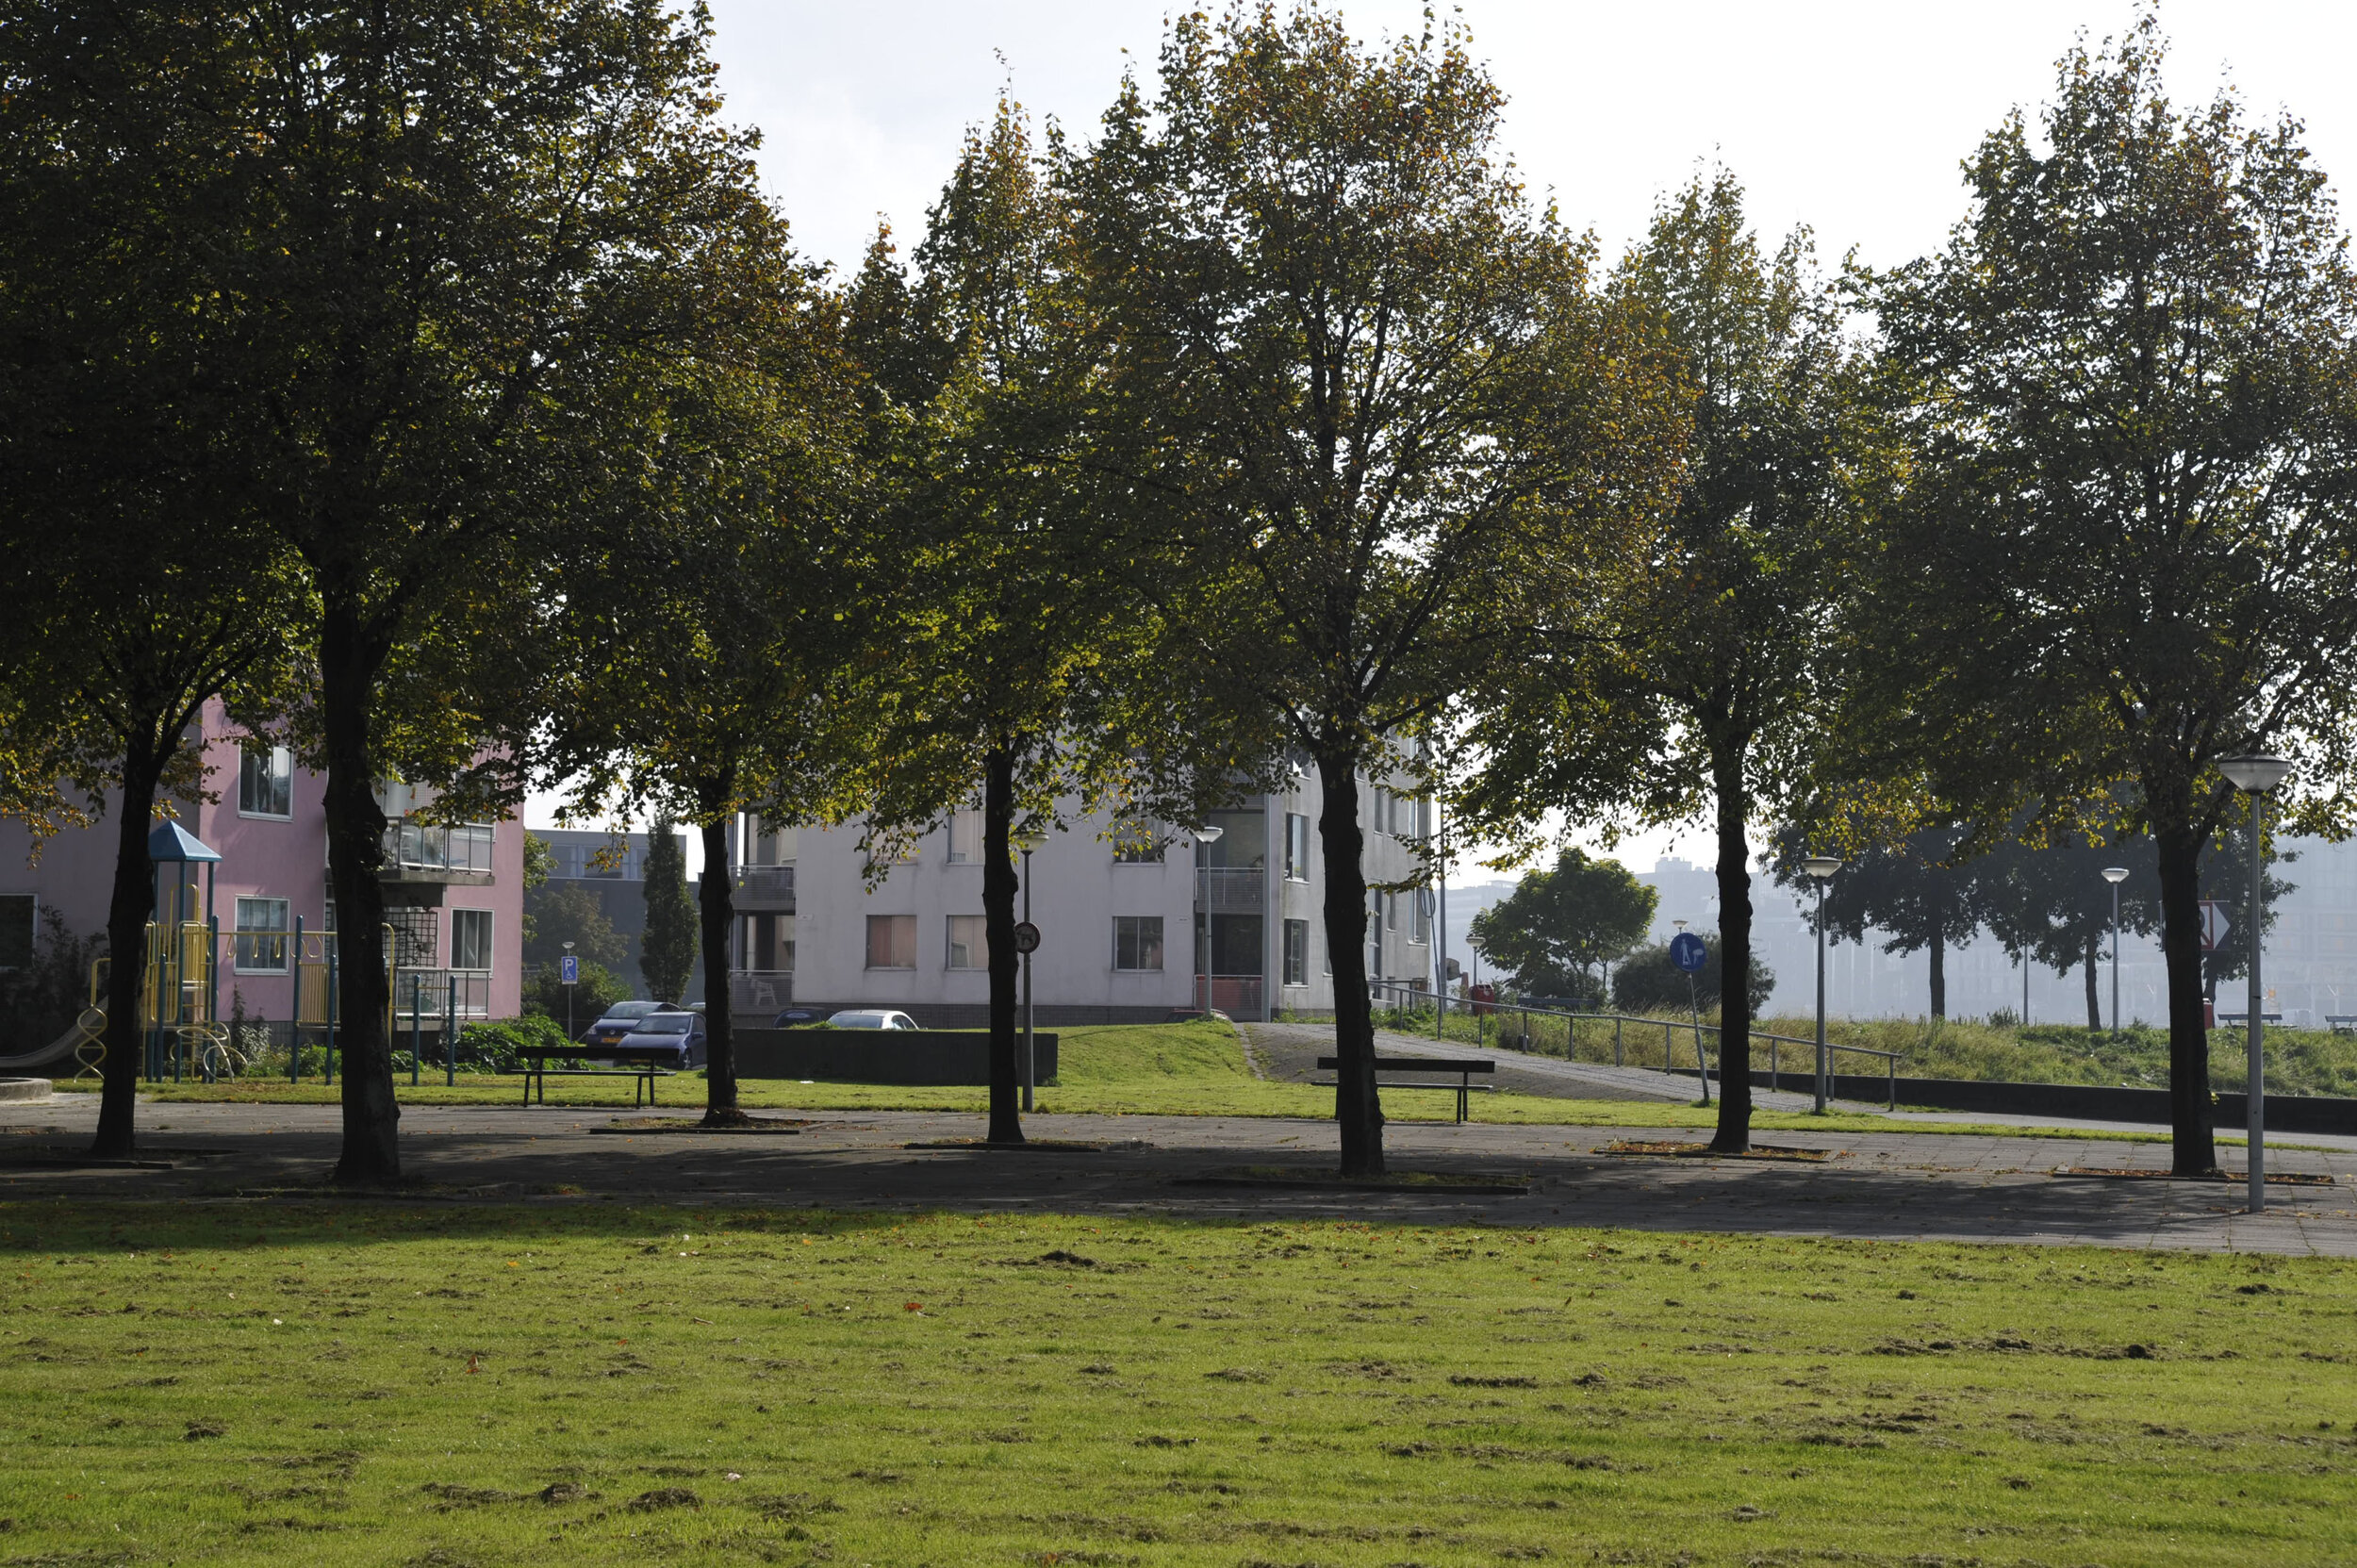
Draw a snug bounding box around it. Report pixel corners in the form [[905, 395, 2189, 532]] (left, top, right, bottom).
[[2152, 813, 2217, 1176], [695, 784, 745, 1126], [1317, 750, 1382, 1177], [981, 744, 1023, 1145], [2084, 932, 2102, 1032], [91, 734, 173, 1160], [1706, 741, 1753, 1154], [1928, 933, 1947, 1021], [321, 603, 400, 1185]]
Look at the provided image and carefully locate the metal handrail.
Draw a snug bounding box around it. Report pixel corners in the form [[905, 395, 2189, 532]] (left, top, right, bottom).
[[1369, 980, 1904, 1109]]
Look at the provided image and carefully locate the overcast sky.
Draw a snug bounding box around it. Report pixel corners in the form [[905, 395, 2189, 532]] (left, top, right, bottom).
[[538, 1, 2357, 879]]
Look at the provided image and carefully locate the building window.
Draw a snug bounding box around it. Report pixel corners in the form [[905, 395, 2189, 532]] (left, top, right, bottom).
[[865, 914, 917, 969], [0, 895, 33, 970], [234, 897, 290, 972], [1112, 820, 1163, 863], [1284, 814, 1310, 881], [450, 908, 493, 972], [1113, 916, 1164, 972], [1283, 919, 1308, 986], [946, 806, 984, 864], [1410, 888, 1430, 946], [239, 744, 293, 818], [946, 915, 988, 970], [1384, 892, 1399, 931]]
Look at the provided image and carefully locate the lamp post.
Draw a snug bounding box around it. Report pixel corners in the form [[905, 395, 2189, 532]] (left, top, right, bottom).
[[1189, 823, 1224, 1017], [1802, 856, 1842, 1113], [2101, 867, 2130, 1035], [1014, 827, 1047, 1112], [2217, 753, 2292, 1213]]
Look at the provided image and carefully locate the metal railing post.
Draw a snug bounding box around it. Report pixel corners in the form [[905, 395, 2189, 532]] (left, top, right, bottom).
[[445, 975, 456, 1086], [1614, 1015, 1623, 1067], [324, 949, 337, 1086], [410, 975, 421, 1086], [290, 917, 304, 1082]]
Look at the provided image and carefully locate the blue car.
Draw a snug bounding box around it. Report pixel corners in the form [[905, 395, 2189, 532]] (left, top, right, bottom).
[[621, 1009, 708, 1068]]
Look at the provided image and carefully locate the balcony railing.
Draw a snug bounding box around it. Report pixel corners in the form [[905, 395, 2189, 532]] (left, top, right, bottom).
[[734, 865, 796, 907], [1195, 867, 1264, 912], [383, 821, 495, 875], [730, 969, 795, 1012], [387, 968, 494, 1020]]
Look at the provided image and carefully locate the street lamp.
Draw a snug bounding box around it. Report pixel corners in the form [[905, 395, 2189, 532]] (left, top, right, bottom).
[[1188, 824, 1223, 1018], [1014, 826, 1048, 1112], [2101, 867, 2130, 1036], [1802, 856, 1842, 1113], [2217, 753, 2291, 1213]]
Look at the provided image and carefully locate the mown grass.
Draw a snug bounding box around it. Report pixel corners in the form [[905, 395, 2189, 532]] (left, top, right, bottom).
[[57, 1021, 2207, 1142], [1, 1201, 2351, 1565]]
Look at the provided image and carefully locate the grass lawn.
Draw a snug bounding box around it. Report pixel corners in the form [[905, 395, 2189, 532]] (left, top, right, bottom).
[[55, 1019, 2214, 1143], [1, 1201, 2350, 1565], [56, 1019, 2256, 1145]]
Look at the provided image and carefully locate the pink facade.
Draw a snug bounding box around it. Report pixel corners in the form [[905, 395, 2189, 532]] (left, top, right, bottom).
[[0, 701, 525, 1025]]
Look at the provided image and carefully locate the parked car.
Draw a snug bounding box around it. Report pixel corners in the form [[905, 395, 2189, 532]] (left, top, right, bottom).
[[826, 1009, 919, 1031], [770, 1008, 824, 1029], [582, 999, 666, 1048], [622, 1008, 708, 1067]]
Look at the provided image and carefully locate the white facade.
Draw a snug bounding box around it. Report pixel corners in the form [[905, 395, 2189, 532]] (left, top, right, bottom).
[[725, 766, 1433, 1025]]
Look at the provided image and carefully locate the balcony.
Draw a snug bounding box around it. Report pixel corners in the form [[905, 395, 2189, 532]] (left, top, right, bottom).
[[1195, 867, 1264, 913], [381, 822, 496, 900], [734, 864, 796, 911], [729, 970, 795, 1013], [387, 967, 494, 1021]]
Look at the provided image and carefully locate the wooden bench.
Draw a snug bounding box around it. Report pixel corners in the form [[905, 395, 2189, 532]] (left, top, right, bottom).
[[518, 1046, 680, 1107], [1315, 1055, 1496, 1123]]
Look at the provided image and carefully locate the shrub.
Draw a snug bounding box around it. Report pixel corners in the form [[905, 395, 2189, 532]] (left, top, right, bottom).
[[460, 1015, 571, 1072]]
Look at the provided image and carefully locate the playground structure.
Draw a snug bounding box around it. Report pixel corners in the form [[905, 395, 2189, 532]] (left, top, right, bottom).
[[35, 820, 410, 1084]]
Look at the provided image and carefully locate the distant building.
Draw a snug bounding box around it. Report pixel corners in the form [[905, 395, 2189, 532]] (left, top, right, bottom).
[[718, 765, 1434, 1026], [531, 827, 696, 999]]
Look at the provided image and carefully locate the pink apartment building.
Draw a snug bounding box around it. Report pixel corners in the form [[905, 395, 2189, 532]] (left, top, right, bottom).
[[0, 701, 526, 1036]]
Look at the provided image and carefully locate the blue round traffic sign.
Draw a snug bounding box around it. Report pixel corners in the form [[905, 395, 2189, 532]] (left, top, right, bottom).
[[1669, 933, 1707, 974]]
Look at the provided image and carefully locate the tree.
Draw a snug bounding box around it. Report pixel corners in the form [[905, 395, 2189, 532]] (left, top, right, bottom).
[[1857, 16, 2357, 1174], [1611, 937, 1773, 1017], [1454, 170, 1855, 1155], [1968, 822, 2163, 1032], [640, 819, 697, 1006], [521, 884, 627, 973], [1467, 850, 1656, 999], [150, 1, 786, 1180], [540, 171, 878, 1129], [852, 95, 1247, 1147], [0, 4, 305, 1159], [1769, 821, 1982, 1017], [1071, 4, 1681, 1176]]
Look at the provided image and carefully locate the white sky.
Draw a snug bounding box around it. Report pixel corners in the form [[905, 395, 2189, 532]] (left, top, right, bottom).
[[537, 0, 2357, 880]]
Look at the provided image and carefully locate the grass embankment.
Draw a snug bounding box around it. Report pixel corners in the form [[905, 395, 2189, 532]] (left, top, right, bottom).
[[2, 1202, 2350, 1565], [66, 1021, 2171, 1140], [1396, 1003, 2357, 1098]]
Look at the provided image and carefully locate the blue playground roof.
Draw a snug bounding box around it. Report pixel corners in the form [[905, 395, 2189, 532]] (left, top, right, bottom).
[[146, 819, 222, 864]]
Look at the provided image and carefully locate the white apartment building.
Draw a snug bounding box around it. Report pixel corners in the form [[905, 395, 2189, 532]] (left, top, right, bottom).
[[719, 766, 1433, 1025]]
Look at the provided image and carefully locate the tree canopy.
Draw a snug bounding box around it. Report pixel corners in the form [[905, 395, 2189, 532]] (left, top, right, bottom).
[[1468, 850, 1656, 999]]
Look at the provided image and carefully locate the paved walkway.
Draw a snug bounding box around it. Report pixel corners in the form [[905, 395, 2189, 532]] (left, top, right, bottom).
[[1250, 1022, 1894, 1114], [1, 1091, 2352, 1257]]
